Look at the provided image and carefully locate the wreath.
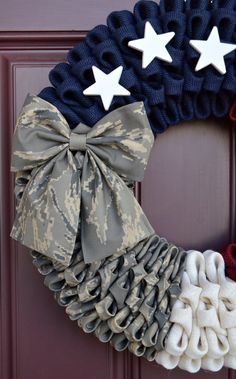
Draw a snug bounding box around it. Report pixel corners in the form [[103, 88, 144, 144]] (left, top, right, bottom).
[[10, 0, 236, 373]]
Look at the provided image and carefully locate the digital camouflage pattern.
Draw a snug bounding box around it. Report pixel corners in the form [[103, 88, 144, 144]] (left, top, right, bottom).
[[32, 233, 186, 359], [10, 94, 155, 266], [10, 94, 187, 360]]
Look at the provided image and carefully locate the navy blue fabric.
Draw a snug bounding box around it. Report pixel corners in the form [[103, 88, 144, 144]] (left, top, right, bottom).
[[38, 0, 236, 134]]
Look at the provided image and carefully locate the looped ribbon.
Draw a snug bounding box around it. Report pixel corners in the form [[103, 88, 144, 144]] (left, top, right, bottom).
[[10, 94, 155, 266]]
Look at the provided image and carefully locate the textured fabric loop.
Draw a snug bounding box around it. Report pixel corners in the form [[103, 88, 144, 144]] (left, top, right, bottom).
[[69, 132, 87, 151], [38, 0, 236, 134]]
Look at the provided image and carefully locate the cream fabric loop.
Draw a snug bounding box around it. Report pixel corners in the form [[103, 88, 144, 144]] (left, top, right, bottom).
[[178, 355, 201, 373], [224, 354, 236, 369], [185, 322, 208, 359], [165, 324, 188, 356], [219, 301, 236, 329], [199, 280, 220, 309], [185, 251, 205, 285], [228, 328, 236, 354], [170, 300, 192, 336], [201, 357, 224, 371], [203, 250, 226, 284], [205, 328, 229, 358], [179, 272, 202, 312], [155, 351, 180, 369], [219, 280, 236, 309], [197, 300, 226, 335]]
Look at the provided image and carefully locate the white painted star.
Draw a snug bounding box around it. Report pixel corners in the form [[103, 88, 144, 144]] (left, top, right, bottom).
[[128, 21, 175, 69], [189, 26, 236, 75], [83, 66, 130, 111]]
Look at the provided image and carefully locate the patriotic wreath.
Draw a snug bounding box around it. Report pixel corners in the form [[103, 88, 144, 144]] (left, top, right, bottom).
[[10, 0, 236, 373]]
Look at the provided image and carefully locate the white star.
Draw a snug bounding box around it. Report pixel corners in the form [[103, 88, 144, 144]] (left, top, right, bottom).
[[83, 66, 130, 111], [189, 26, 236, 75], [128, 21, 175, 69]]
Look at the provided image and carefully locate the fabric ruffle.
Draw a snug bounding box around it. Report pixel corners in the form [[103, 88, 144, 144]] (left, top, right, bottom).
[[38, 0, 236, 134], [31, 234, 186, 359], [221, 244, 236, 281], [156, 250, 236, 373]]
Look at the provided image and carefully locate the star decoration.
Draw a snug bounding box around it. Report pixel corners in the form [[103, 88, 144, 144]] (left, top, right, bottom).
[[128, 21, 175, 69], [83, 66, 130, 111], [189, 26, 236, 75]]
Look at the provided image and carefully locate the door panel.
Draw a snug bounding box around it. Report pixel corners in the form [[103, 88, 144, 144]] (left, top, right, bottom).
[[141, 119, 234, 251], [1, 4, 235, 379], [0, 1, 137, 31]]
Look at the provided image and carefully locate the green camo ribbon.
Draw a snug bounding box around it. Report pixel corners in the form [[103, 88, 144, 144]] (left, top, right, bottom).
[[10, 94, 155, 267]]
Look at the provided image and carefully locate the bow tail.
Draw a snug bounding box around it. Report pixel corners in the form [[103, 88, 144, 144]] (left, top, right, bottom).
[[11, 151, 82, 267], [80, 151, 155, 264]]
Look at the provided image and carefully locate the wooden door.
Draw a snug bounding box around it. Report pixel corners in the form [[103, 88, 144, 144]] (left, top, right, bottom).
[[0, 1, 235, 379]]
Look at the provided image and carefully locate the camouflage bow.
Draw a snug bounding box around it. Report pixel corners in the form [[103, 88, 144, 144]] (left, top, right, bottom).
[[10, 94, 155, 267]]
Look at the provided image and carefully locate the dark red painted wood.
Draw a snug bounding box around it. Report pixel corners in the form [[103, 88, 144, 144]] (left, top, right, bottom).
[[142, 119, 235, 251], [0, 3, 235, 379]]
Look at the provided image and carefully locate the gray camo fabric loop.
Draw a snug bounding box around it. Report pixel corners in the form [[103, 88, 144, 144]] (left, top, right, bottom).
[[31, 233, 186, 359]]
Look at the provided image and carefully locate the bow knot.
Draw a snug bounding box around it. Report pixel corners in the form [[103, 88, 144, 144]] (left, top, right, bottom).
[[69, 133, 87, 151], [10, 94, 154, 267]]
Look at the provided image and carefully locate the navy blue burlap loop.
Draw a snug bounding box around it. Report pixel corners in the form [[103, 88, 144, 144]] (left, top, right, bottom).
[[134, 1, 160, 20], [86, 25, 110, 49], [160, 12, 186, 49], [185, 0, 212, 11], [186, 10, 211, 40], [39, 0, 236, 134], [49, 62, 72, 87], [67, 42, 91, 65], [71, 58, 99, 86], [212, 9, 236, 40], [159, 0, 185, 13], [212, 0, 236, 11]]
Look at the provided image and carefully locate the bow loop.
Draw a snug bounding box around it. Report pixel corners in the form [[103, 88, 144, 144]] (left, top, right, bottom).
[[86, 101, 154, 182], [11, 94, 70, 172], [10, 94, 154, 266]]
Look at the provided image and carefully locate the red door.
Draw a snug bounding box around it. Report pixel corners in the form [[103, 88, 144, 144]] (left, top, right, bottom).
[[0, 1, 235, 379]]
